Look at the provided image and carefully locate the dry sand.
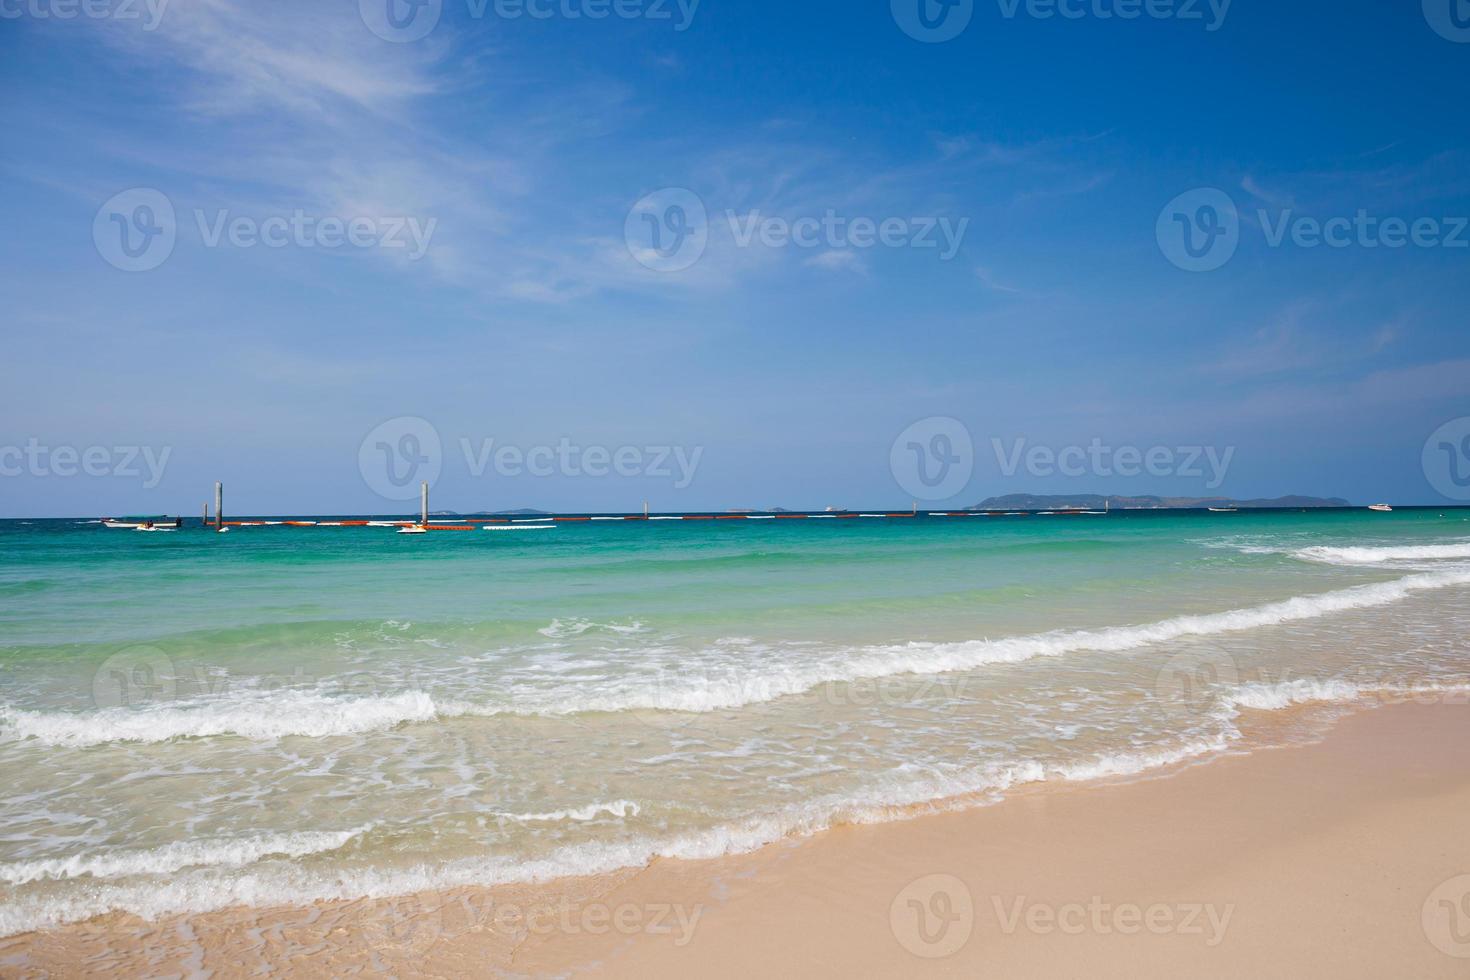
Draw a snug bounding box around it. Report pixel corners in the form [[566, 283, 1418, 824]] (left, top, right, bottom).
[[6, 699, 1470, 978]]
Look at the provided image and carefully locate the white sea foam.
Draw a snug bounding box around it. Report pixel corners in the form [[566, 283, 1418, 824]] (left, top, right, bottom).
[[1223, 678, 1470, 712], [493, 800, 641, 823], [5, 570, 1468, 747], [0, 828, 368, 885], [0, 691, 441, 747], [0, 745, 1261, 936], [1224, 678, 1366, 710], [536, 618, 647, 639], [16, 662, 1459, 936], [1051, 734, 1232, 782], [1292, 542, 1470, 565], [0, 761, 1050, 936], [500, 568, 1470, 718]]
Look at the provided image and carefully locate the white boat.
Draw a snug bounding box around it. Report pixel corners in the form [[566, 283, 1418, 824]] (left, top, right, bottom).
[[1368, 503, 1393, 512], [106, 517, 181, 529], [397, 525, 428, 534], [1208, 507, 1238, 513]]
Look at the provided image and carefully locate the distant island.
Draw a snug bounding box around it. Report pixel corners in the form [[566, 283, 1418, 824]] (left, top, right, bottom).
[[968, 494, 1352, 511]]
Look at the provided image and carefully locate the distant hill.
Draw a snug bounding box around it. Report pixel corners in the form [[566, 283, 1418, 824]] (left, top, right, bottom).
[[969, 494, 1351, 511], [471, 508, 551, 516]]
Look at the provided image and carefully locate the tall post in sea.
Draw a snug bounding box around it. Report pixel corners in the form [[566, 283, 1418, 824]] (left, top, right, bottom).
[[421, 482, 428, 526], [202, 502, 209, 527], [214, 482, 223, 530]]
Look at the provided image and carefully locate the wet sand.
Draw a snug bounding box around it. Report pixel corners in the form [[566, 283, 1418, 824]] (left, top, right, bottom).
[[6, 699, 1470, 978]]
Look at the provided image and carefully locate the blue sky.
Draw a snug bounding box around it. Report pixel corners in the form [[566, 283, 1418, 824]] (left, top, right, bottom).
[[2, 0, 1468, 515]]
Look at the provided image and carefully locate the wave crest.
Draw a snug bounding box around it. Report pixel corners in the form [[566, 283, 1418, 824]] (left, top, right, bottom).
[[0, 691, 441, 747], [0, 827, 368, 885], [1293, 542, 1470, 565]]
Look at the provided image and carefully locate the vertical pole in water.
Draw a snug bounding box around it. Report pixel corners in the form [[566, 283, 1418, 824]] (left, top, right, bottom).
[[912, 499, 917, 516], [421, 482, 428, 526], [215, 482, 223, 530], [203, 502, 209, 527], [643, 499, 649, 519]]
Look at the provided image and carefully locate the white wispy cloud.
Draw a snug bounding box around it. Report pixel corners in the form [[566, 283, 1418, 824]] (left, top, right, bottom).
[[805, 250, 865, 273], [975, 265, 1019, 293]]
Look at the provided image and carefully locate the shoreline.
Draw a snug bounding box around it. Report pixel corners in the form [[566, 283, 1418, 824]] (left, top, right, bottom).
[[7, 697, 1470, 976]]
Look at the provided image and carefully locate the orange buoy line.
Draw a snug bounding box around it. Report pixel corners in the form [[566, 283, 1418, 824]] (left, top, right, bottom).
[[190, 511, 1077, 527], [148, 484, 1084, 534], [104, 509, 1089, 533]]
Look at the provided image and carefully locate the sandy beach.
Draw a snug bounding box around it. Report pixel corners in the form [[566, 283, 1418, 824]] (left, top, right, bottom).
[[7, 697, 1469, 978]]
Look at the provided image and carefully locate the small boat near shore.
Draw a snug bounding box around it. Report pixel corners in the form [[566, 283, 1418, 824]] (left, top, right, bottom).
[[1368, 503, 1393, 512]]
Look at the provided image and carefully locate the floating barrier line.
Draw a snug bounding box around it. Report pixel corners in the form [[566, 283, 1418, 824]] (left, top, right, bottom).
[[112, 506, 1113, 533], [135, 478, 1126, 537]]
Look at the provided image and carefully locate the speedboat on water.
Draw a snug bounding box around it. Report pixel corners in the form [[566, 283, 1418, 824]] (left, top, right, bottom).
[[104, 516, 182, 529], [1368, 503, 1393, 512]]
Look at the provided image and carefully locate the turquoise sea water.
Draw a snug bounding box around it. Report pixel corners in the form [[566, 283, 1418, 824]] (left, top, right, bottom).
[[2, 509, 1470, 934]]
